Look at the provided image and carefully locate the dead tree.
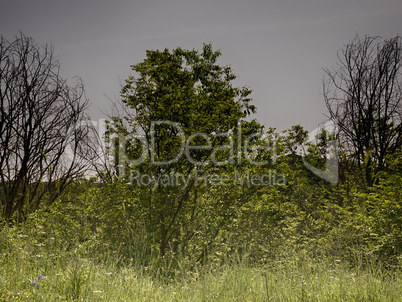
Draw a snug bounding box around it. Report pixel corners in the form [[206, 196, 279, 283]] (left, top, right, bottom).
[[323, 35, 402, 187], [0, 32, 96, 222]]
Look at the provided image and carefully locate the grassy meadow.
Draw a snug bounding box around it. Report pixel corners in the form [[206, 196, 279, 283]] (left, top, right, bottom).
[[1, 186, 401, 302]]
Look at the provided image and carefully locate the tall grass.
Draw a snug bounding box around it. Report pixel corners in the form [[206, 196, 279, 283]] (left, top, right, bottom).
[[1, 223, 401, 301], [1, 186, 401, 301]]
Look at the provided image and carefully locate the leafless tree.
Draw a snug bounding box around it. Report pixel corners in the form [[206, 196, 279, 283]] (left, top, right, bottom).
[[323, 35, 402, 186], [0, 32, 97, 222]]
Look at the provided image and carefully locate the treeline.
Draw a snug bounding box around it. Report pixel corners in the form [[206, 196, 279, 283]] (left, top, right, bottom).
[[1, 32, 401, 269]]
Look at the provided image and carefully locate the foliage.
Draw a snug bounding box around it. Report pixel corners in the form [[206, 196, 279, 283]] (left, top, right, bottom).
[[107, 43, 264, 259], [1, 36, 402, 300], [2, 217, 402, 301]]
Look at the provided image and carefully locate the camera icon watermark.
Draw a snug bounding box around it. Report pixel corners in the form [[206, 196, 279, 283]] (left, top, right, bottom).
[[301, 121, 339, 184]]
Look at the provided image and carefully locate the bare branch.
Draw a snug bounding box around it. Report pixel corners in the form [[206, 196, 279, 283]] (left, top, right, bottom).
[[0, 32, 98, 221]]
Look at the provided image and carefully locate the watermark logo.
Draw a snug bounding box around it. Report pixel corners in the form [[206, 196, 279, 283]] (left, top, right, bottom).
[[301, 121, 339, 184], [64, 119, 339, 186], [129, 168, 286, 190], [116, 121, 275, 167]]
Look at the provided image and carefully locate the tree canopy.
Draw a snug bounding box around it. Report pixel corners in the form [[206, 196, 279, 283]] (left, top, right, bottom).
[[108, 43, 265, 257]]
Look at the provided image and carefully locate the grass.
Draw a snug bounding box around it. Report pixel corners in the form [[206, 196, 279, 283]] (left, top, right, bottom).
[[1, 232, 402, 302], [1, 206, 401, 302]]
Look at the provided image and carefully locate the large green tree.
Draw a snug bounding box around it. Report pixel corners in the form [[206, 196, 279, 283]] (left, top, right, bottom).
[[108, 43, 263, 258]]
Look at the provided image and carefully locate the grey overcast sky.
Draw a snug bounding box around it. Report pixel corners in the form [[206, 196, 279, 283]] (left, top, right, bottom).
[[1, 0, 402, 132]]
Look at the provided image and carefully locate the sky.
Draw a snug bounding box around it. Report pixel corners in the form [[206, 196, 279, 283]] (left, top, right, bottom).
[[1, 0, 402, 133]]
